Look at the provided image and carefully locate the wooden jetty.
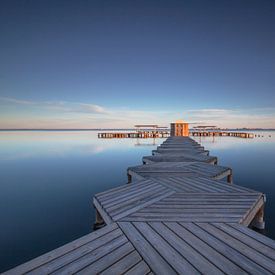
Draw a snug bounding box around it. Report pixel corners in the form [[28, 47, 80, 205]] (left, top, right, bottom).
[[127, 162, 233, 183], [142, 153, 218, 165], [98, 131, 254, 139], [5, 136, 275, 274], [98, 131, 170, 139], [191, 131, 254, 138]]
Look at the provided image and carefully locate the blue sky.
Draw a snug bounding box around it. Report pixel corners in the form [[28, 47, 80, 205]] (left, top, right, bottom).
[[0, 0, 275, 128]]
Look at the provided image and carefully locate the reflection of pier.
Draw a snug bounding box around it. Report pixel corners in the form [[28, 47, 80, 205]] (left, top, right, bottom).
[[135, 138, 157, 146]]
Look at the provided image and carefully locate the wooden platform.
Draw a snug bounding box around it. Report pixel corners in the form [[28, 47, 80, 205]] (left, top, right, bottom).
[[127, 162, 232, 183], [191, 131, 254, 138], [4, 223, 151, 275], [142, 153, 218, 164], [94, 177, 263, 224], [6, 221, 275, 274], [5, 136, 275, 274], [98, 131, 169, 139], [159, 143, 204, 148], [118, 221, 274, 274], [153, 147, 210, 156]]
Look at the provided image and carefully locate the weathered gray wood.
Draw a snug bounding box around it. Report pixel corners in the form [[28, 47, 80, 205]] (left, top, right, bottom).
[[212, 223, 275, 260], [196, 222, 275, 273], [229, 223, 275, 250], [181, 223, 270, 274], [93, 197, 113, 225], [128, 161, 232, 181], [112, 191, 174, 221], [75, 242, 135, 275], [241, 195, 265, 226], [96, 179, 152, 201], [148, 222, 224, 274], [133, 222, 199, 274], [100, 250, 142, 275], [164, 222, 246, 274], [30, 229, 125, 274], [123, 260, 151, 275], [103, 184, 167, 209], [108, 189, 171, 216], [95, 180, 153, 199], [3, 223, 118, 274], [120, 216, 240, 222], [100, 182, 160, 204], [118, 222, 177, 275]]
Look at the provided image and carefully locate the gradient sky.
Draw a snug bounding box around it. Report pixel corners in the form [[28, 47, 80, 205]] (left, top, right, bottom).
[[0, 0, 275, 128]]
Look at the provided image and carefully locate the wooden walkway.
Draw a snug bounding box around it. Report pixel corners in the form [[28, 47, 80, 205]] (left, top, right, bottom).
[[127, 162, 232, 183], [5, 136, 275, 274], [94, 177, 263, 224], [142, 153, 218, 164]]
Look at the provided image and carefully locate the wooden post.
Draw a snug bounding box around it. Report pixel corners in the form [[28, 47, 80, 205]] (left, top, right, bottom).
[[127, 173, 132, 183], [251, 205, 265, 230], [93, 209, 105, 230], [227, 171, 233, 184]]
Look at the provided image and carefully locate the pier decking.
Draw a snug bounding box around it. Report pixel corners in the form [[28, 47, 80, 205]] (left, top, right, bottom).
[[98, 131, 254, 139], [142, 153, 218, 164], [127, 162, 232, 183], [191, 131, 254, 138], [98, 131, 169, 139], [5, 136, 275, 274]]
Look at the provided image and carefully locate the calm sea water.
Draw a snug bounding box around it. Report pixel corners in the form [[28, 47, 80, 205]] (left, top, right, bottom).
[[0, 130, 274, 272]]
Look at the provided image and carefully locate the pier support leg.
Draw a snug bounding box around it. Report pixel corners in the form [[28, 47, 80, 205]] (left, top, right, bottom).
[[127, 173, 132, 184], [227, 172, 233, 184], [93, 209, 105, 230], [251, 205, 265, 230]]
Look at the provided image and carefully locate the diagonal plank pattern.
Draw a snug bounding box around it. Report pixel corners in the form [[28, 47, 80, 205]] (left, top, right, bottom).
[[119, 221, 275, 274], [127, 161, 232, 182], [94, 176, 265, 224], [5, 136, 275, 274], [142, 153, 218, 164], [4, 223, 151, 275]]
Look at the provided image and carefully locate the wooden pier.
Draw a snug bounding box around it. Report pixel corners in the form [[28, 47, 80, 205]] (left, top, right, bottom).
[[191, 131, 254, 138], [98, 131, 254, 139], [98, 131, 169, 139], [5, 137, 275, 274]]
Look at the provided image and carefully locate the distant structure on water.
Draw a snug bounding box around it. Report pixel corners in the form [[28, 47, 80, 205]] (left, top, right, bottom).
[[170, 119, 189, 137]]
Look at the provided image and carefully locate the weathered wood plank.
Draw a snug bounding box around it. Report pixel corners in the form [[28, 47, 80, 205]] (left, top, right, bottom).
[[112, 191, 174, 221], [100, 250, 142, 275], [30, 230, 125, 274], [133, 222, 199, 274], [118, 222, 176, 275], [181, 223, 270, 274], [229, 223, 275, 250], [75, 242, 134, 275], [3, 223, 118, 274], [123, 260, 151, 275], [164, 222, 246, 274], [212, 223, 275, 260], [149, 222, 224, 274], [196, 222, 275, 273]]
